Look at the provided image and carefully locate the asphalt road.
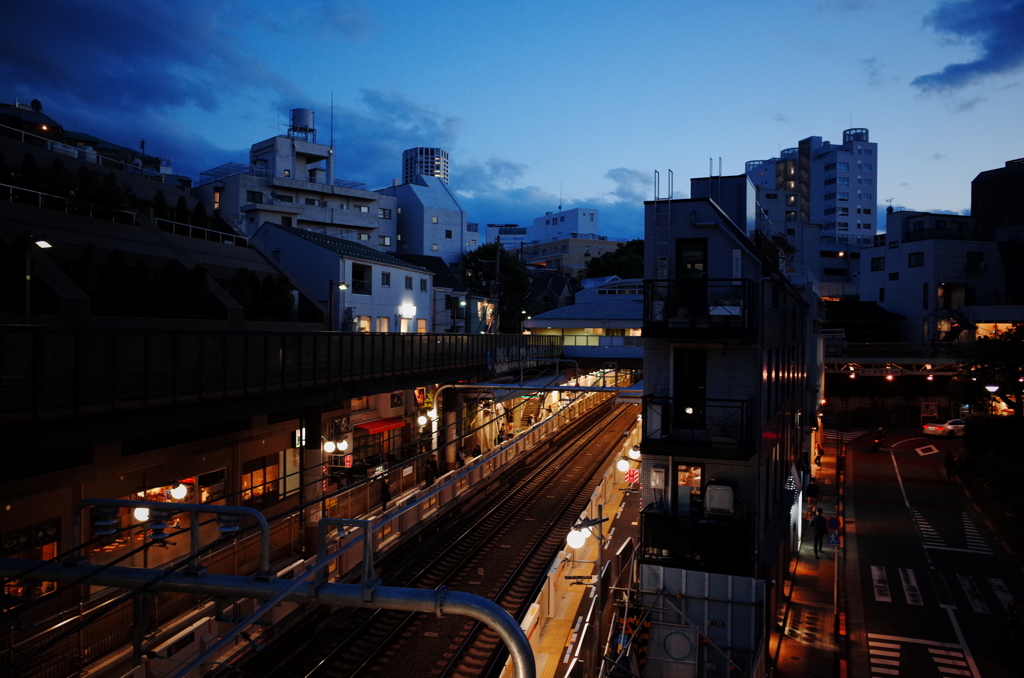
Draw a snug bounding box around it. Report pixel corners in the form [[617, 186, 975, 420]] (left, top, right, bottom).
[[845, 429, 1024, 678]]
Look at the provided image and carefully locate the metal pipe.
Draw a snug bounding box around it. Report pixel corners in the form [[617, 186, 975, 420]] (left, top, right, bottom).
[[0, 558, 535, 678], [73, 499, 272, 575]]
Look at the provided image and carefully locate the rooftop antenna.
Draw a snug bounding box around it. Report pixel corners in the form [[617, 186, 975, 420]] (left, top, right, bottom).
[[558, 182, 562, 212], [654, 170, 660, 201], [668, 169, 673, 199], [331, 91, 335, 148]]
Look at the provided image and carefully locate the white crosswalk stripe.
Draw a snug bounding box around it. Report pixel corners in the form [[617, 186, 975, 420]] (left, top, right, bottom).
[[961, 513, 992, 554], [912, 509, 946, 548], [869, 565, 1015, 615], [929, 647, 970, 676], [823, 429, 865, 443]]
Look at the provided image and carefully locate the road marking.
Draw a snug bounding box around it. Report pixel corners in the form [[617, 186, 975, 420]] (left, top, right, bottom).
[[912, 509, 946, 548], [928, 570, 957, 608], [987, 577, 1013, 610], [868, 641, 900, 649], [899, 568, 924, 605], [871, 657, 900, 666], [944, 607, 981, 678], [870, 668, 899, 675], [871, 566, 892, 602], [869, 649, 900, 657], [956, 574, 990, 614], [604, 527, 615, 548], [961, 514, 992, 553], [924, 545, 993, 555], [868, 632, 960, 647], [916, 444, 940, 456], [889, 451, 911, 508]]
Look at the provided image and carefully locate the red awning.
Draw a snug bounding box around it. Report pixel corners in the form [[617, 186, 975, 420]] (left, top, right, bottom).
[[355, 418, 406, 435]]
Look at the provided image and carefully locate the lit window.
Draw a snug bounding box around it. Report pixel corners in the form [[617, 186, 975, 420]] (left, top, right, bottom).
[[431, 216, 438, 224]]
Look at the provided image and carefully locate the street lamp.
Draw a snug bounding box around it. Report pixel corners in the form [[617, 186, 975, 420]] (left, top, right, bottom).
[[566, 505, 609, 676], [328, 281, 349, 331]]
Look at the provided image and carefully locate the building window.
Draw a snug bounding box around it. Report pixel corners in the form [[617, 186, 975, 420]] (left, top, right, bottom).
[[213, 189, 222, 211], [357, 316, 372, 332], [281, 216, 293, 227], [858, 149, 873, 156], [837, 177, 849, 185], [862, 193, 873, 200], [935, 219, 947, 229], [431, 244, 438, 251], [431, 216, 439, 224], [283, 169, 291, 177], [417, 318, 427, 333], [825, 193, 837, 201], [420, 278, 427, 292], [860, 178, 872, 186], [825, 163, 836, 171], [467, 222, 479, 232], [241, 453, 281, 506], [277, 194, 293, 203], [870, 257, 885, 271], [909, 252, 925, 267], [445, 229, 452, 239], [879, 287, 885, 302], [356, 205, 369, 213], [378, 208, 392, 219], [889, 240, 900, 249], [824, 208, 837, 215], [305, 198, 322, 206], [358, 233, 370, 241], [246, 190, 262, 204], [376, 316, 390, 333], [825, 178, 837, 186], [837, 162, 849, 171], [785, 211, 796, 222], [839, 207, 849, 216], [889, 272, 899, 280], [405, 276, 413, 290], [381, 271, 391, 287], [838, 222, 849, 231], [766, 193, 778, 199], [837, 192, 849, 201], [379, 235, 392, 246]]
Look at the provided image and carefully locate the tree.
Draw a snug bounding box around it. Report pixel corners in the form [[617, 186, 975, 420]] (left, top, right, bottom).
[[192, 201, 209, 229], [951, 326, 1024, 418], [463, 242, 531, 333], [152, 191, 169, 220], [581, 239, 643, 279], [174, 196, 190, 224]]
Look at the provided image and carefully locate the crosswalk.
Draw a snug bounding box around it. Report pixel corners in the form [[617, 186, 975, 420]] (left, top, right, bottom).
[[869, 565, 1013, 615], [823, 429, 866, 443], [867, 634, 972, 677], [911, 510, 992, 554]]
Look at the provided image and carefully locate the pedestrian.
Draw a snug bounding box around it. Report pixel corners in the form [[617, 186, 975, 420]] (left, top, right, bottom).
[[943, 450, 957, 481], [457, 446, 466, 468], [814, 445, 823, 469], [425, 453, 440, 485], [806, 478, 820, 517], [810, 508, 827, 558], [379, 476, 391, 511], [472, 444, 482, 458]]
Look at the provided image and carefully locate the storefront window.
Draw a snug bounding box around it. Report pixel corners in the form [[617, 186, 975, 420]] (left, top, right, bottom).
[[674, 463, 703, 516], [3, 518, 60, 609]]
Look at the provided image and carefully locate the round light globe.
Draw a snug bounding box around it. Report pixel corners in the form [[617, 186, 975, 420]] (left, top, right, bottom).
[[133, 507, 150, 522], [417, 415, 428, 426], [339, 439, 349, 451], [628, 446, 641, 460], [616, 458, 630, 472], [323, 440, 337, 453], [566, 529, 587, 549], [170, 484, 188, 500]]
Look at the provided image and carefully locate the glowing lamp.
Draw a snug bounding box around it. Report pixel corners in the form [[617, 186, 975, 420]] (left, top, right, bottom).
[[616, 458, 630, 472], [566, 529, 588, 549], [323, 440, 337, 453], [170, 483, 188, 500], [133, 507, 150, 522]]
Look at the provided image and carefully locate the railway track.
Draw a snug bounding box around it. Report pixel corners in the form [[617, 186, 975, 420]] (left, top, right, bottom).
[[240, 400, 635, 678]]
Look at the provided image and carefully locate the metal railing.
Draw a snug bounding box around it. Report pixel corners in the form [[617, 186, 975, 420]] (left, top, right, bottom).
[[0, 182, 137, 225], [642, 396, 752, 447], [0, 327, 563, 421], [644, 279, 756, 334], [155, 218, 249, 248], [824, 342, 960, 359]]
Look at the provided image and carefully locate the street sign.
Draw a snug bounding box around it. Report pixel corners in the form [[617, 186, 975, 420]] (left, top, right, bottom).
[[827, 517, 841, 530], [624, 468, 640, 484], [826, 532, 840, 546]]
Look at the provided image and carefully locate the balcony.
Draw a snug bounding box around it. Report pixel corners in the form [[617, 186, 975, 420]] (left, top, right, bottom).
[[642, 395, 753, 457], [644, 278, 756, 339], [639, 505, 752, 574]]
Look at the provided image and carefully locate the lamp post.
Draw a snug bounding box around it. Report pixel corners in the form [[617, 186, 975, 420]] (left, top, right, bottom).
[[23, 233, 52, 325], [328, 281, 349, 331], [566, 505, 608, 677], [986, 385, 999, 454]]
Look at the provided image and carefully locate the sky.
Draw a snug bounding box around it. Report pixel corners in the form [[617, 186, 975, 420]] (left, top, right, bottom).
[[2, 0, 1023, 240]]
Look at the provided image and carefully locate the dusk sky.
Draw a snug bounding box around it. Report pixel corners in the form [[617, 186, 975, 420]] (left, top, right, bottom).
[[3, 0, 1023, 240]]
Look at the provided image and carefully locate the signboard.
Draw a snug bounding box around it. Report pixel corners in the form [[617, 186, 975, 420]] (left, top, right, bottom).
[[624, 468, 640, 484], [826, 532, 840, 546], [857, 369, 901, 377], [827, 517, 841, 530]]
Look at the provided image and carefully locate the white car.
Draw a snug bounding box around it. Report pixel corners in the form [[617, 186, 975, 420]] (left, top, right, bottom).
[[923, 419, 966, 437]]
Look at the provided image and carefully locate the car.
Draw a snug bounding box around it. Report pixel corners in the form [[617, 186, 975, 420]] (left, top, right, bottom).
[[923, 419, 966, 437]]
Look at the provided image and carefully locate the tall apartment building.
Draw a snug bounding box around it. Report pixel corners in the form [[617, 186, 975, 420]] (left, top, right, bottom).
[[402, 146, 449, 185], [531, 207, 600, 241]]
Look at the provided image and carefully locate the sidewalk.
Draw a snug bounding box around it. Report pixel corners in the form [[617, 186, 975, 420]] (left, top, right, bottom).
[[771, 439, 844, 678]]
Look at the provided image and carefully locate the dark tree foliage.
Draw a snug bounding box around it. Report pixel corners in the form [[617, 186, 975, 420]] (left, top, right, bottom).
[[152, 191, 169, 220], [462, 242, 531, 333], [17, 154, 41, 190], [952, 326, 1024, 418], [581, 239, 644, 279], [174, 196, 190, 224], [192, 201, 209, 229], [96, 172, 124, 210]]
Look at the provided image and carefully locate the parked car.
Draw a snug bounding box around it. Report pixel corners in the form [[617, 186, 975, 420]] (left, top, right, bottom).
[[923, 419, 966, 437]]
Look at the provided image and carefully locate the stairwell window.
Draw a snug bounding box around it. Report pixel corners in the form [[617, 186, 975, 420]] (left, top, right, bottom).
[[405, 276, 413, 290], [908, 252, 924, 267], [381, 271, 391, 287]]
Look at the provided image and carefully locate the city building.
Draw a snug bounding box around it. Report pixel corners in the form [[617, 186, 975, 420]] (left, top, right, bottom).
[[402, 146, 449, 185], [639, 182, 818, 629], [484, 223, 527, 249], [860, 209, 1024, 342], [193, 109, 398, 243], [531, 207, 600, 241], [375, 174, 469, 266], [518, 234, 621, 278]]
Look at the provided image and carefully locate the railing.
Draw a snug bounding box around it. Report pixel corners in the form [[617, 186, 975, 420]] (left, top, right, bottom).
[[196, 161, 367, 190], [642, 395, 752, 447], [155, 218, 250, 247], [0, 182, 138, 225], [0, 327, 563, 422], [351, 280, 373, 295], [644, 278, 756, 334], [824, 342, 960, 359]]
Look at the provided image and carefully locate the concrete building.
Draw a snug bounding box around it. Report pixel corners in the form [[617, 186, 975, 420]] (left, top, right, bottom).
[[484, 224, 528, 249], [531, 207, 600, 241], [518, 234, 621, 278], [402, 146, 449, 185], [193, 109, 398, 244], [860, 210, 1024, 342], [376, 174, 469, 267], [638, 182, 818, 629]]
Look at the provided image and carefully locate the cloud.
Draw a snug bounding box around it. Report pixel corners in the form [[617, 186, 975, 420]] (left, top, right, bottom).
[[860, 57, 885, 87], [912, 0, 1024, 91], [605, 168, 652, 203], [954, 95, 986, 112], [933, 153, 946, 160], [775, 113, 792, 124]]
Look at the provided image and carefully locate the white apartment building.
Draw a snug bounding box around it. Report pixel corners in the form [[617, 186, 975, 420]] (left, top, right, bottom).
[[531, 207, 600, 241]]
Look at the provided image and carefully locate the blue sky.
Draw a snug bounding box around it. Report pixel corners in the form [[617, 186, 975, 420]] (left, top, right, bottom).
[[3, 0, 1023, 240]]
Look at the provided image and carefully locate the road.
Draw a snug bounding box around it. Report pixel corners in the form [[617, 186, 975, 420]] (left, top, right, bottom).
[[845, 429, 1024, 678]]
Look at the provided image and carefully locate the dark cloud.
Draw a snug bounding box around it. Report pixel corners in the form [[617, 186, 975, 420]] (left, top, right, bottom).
[[605, 168, 652, 203], [912, 0, 1024, 91]]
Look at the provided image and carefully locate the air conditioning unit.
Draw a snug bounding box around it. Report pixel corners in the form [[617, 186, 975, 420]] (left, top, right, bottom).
[[704, 485, 735, 515]]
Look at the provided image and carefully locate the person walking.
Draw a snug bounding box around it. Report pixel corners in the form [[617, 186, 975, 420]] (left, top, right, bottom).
[[425, 453, 439, 486], [472, 444, 481, 458], [806, 478, 820, 517], [379, 476, 391, 511], [814, 445, 824, 469], [943, 450, 957, 481], [810, 508, 828, 558], [457, 447, 466, 468]]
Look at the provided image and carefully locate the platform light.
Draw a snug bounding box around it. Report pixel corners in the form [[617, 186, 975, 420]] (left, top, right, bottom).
[[170, 483, 188, 500], [616, 458, 630, 472], [885, 374, 894, 381], [34, 240, 52, 249], [133, 507, 150, 522], [339, 439, 349, 451], [985, 385, 999, 393], [849, 372, 856, 379], [323, 440, 337, 453], [566, 528, 589, 549], [417, 415, 428, 426], [628, 445, 641, 460], [927, 375, 934, 381]]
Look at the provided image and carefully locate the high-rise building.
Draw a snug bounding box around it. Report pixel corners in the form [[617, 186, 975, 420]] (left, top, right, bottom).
[[402, 146, 449, 185]]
